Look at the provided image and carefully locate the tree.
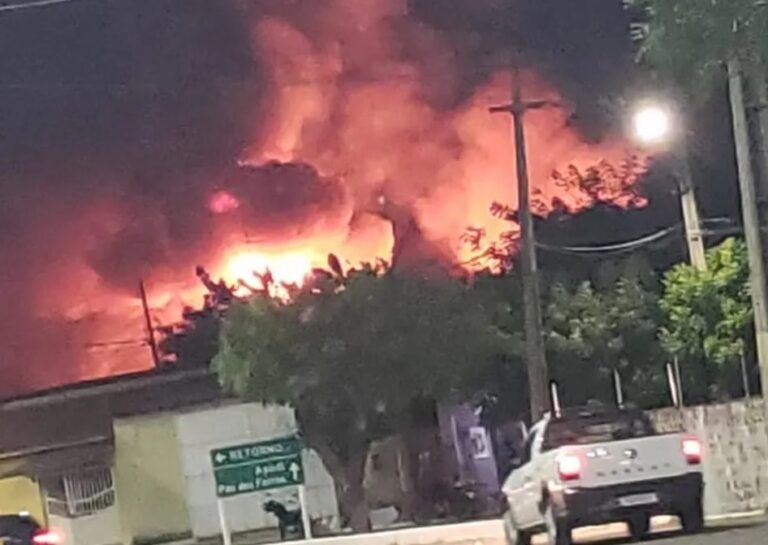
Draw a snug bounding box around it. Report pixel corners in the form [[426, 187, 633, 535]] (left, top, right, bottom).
[[213, 268, 514, 531], [660, 238, 753, 401], [627, 0, 768, 96], [543, 261, 668, 408]]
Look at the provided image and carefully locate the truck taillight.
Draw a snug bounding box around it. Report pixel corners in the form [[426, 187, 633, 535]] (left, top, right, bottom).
[[33, 530, 61, 545], [557, 453, 582, 481], [682, 437, 702, 465]]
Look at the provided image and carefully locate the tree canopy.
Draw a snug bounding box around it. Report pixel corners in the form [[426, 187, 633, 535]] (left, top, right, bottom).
[[660, 238, 754, 401], [627, 0, 768, 96], [543, 260, 668, 408], [213, 267, 515, 529]]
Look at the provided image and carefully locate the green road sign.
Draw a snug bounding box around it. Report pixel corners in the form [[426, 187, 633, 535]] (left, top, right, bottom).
[[211, 435, 304, 498]]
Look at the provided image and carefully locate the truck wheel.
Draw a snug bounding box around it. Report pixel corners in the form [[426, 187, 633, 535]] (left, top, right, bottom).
[[544, 504, 571, 545], [627, 514, 650, 541], [680, 498, 705, 534]]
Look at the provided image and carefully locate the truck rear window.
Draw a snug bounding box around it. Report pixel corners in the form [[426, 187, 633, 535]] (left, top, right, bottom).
[[543, 413, 656, 451]]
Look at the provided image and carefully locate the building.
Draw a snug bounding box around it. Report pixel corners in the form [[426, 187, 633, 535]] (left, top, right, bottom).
[[0, 368, 338, 545]]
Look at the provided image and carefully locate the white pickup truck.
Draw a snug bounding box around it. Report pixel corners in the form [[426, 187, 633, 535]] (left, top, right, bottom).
[[501, 405, 704, 545]]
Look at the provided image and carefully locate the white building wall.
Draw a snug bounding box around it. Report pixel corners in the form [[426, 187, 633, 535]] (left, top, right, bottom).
[[49, 505, 122, 545], [174, 402, 338, 538]]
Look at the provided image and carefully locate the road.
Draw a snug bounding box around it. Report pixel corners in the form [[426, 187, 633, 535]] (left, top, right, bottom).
[[633, 525, 766, 545], [565, 521, 766, 545]]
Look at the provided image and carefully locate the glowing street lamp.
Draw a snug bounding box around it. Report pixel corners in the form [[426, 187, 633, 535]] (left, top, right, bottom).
[[632, 103, 674, 145]]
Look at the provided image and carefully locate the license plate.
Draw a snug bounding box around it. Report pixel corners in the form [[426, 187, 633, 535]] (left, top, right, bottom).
[[619, 493, 658, 507]]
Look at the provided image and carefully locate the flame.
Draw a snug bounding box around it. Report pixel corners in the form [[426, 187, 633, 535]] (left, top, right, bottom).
[[223, 248, 314, 289], [210, 191, 240, 214]]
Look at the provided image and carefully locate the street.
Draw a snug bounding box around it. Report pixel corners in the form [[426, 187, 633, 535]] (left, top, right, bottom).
[[566, 521, 767, 545], [644, 525, 767, 545]]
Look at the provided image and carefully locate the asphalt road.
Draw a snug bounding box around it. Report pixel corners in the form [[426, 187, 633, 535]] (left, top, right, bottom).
[[567, 522, 767, 545], [638, 525, 766, 545]]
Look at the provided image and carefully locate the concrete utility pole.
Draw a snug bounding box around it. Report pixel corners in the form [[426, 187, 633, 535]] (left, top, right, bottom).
[[747, 61, 768, 211], [491, 71, 551, 421], [728, 58, 768, 393], [674, 146, 708, 271]]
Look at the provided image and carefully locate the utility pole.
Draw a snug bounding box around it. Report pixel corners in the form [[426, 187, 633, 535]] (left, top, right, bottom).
[[674, 145, 707, 270], [632, 101, 706, 269], [139, 280, 161, 368], [491, 70, 551, 421], [749, 62, 768, 205], [728, 58, 768, 393]]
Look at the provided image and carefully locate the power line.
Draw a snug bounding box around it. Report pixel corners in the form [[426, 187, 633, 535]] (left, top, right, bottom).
[[536, 224, 681, 254], [0, 0, 92, 12], [534, 217, 739, 255]]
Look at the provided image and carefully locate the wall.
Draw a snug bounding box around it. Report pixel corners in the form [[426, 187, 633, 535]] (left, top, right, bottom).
[[49, 505, 122, 545], [0, 476, 45, 522], [174, 402, 339, 538], [649, 399, 768, 516], [114, 414, 191, 544]]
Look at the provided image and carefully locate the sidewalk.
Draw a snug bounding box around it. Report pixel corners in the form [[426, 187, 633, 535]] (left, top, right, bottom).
[[168, 510, 768, 545]]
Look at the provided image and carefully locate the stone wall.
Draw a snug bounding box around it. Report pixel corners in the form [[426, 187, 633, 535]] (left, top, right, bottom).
[[648, 399, 768, 516]]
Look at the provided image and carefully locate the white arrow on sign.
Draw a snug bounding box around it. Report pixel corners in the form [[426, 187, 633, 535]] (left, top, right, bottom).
[[289, 462, 301, 481], [215, 453, 227, 464]]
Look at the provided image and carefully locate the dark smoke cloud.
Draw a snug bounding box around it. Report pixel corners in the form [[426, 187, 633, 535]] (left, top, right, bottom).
[[0, 0, 261, 392], [218, 162, 350, 239], [0, 0, 635, 394], [408, 0, 634, 137]]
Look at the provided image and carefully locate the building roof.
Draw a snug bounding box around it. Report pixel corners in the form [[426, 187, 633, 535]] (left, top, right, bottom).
[[0, 366, 224, 416], [0, 366, 227, 476]]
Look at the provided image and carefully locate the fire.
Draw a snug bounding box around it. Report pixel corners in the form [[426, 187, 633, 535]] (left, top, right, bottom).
[[0, 0, 649, 395], [222, 249, 314, 290], [210, 191, 240, 214]]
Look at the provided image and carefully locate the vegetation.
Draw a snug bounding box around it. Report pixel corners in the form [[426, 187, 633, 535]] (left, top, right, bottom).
[[627, 0, 768, 98], [213, 268, 513, 530], [182, 237, 757, 529], [544, 263, 668, 408], [660, 238, 753, 401]]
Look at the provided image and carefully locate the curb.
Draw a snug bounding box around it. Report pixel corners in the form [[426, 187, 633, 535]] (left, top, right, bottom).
[[705, 509, 768, 527]]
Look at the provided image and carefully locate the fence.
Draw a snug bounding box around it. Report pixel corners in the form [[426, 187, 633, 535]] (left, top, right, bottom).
[[648, 399, 768, 516]]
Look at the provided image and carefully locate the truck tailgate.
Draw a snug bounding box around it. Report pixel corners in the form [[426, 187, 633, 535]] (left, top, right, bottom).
[[565, 434, 692, 488]]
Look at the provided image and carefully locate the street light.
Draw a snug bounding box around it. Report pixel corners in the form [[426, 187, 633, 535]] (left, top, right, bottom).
[[632, 103, 674, 146]]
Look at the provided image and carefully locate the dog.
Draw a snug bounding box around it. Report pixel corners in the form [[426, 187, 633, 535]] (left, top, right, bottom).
[[263, 500, 304, 540]]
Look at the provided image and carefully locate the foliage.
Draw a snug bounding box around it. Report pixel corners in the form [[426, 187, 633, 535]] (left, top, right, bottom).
[[213, 268, 515, 529], [660, 238, 752, 400], [158, 308, 221, 367], [626, 0, 768, 97], [542, 260, 668, 408], [469, 272, 528, 422], [464, 158, 649, 272]]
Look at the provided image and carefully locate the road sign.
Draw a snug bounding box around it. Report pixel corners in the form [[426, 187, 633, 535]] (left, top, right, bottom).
[[211, 435, 305, 498]]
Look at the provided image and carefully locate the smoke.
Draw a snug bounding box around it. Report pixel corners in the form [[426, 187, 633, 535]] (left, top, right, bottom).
[[0, 0, 641, 395]]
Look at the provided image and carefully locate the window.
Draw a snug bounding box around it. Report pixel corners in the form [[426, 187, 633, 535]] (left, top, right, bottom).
[[543, 412, 656, 451], [45, 467, 115, 518]]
